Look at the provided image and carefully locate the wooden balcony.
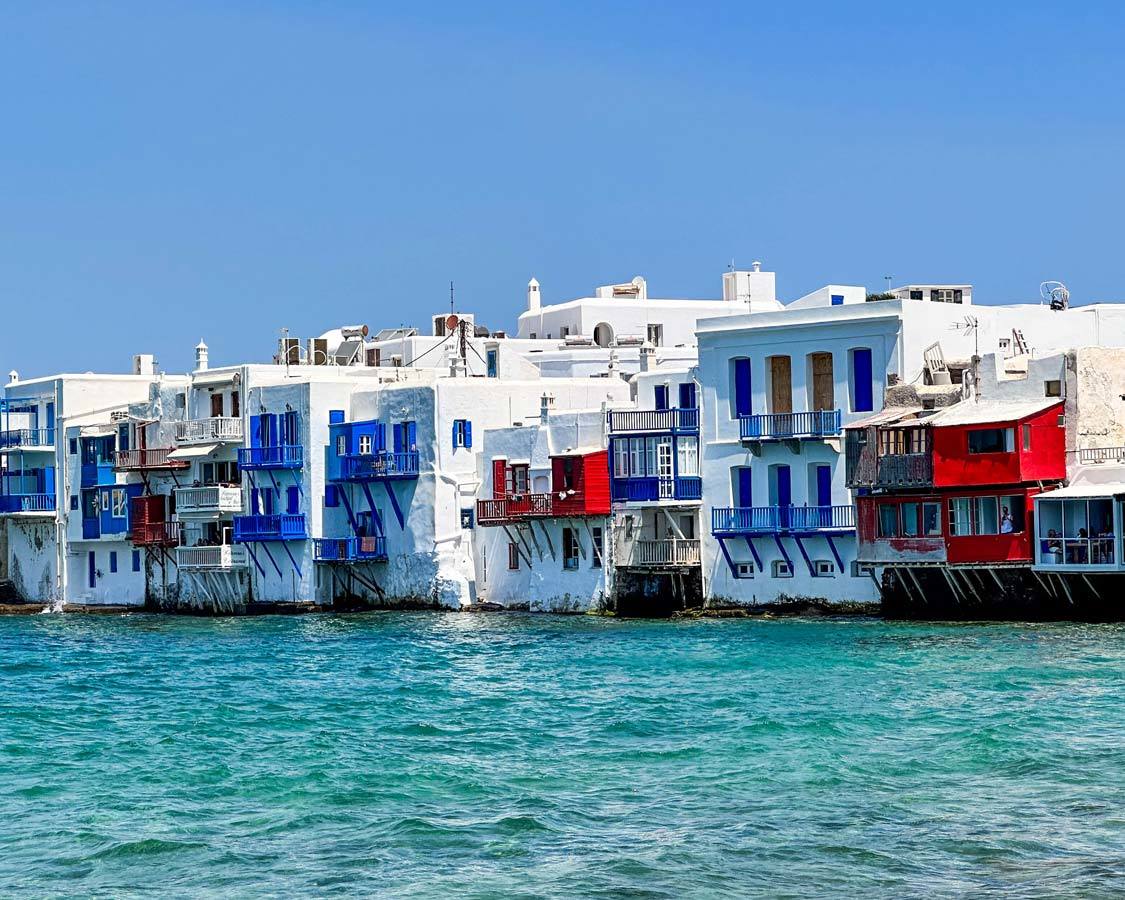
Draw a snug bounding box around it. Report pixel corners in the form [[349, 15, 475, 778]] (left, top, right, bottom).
[[607, 408, 699, 434], [711, 504, 856, 535], [237, 445, 303, 470], [176, 545, 248, 570], [112, 448, 189, 472], [740, 410, 842, 441], [336, 451, 420, 482], [874, 453, 933, 488], [313, 536, 388, 563], [173, 485, 243, 517], [232, 513, 308, 542], [130, 521, 182, 547], [175, 417, 243, 444], [0, 493, 55, 515], [611, 475, 702, 503], [621, 538, 701, 568], [0, 428, 54, 450]]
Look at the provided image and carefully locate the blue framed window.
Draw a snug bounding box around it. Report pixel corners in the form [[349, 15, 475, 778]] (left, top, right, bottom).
[[732, 358, 752, 418], [831, 294, 844, 306], [452, 419, 472, 449], [109, 551, 118, 574], [679, 382, 697, 409], [70, 495, 79, 511], [654, 385, 669, 411], [850, 348, 874, 413], [325, 484, 340, 508], [486, 348, 498, 378], [132, 550, 141, 572]]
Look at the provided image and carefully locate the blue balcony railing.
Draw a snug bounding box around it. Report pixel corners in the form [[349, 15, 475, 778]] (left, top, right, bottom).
[[80, 462, 116, 487], [237, 445, 303, 469], [740, 410, 842, 441], [711, 504, 855, 535], [0, 428, 54, 449], [313, 536, 388, 563], [611, 475, 702, 503], [337, 451, 420, 481], [607, 408, 700, 434], [232, 513, 308, 541], [0, 494, 56, 514]]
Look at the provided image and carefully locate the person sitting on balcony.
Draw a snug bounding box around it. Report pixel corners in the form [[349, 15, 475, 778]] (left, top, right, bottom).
[[1000, 507, 1014, 534]]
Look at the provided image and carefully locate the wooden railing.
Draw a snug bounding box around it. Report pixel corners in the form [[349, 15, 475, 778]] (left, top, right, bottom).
[[740, 410, 842, 440], [712, 504, 855, 534], [175, 417, 243, 444], [875, 453, 933, 487], [112, 448, 187, 470], [624, 538, 701, 567], [176, 545, 248, 569], [174, 485, 243, 515], [130, 521, 182, 547], [1077, 446, 1125, 465], [607, 408, 700, 433]]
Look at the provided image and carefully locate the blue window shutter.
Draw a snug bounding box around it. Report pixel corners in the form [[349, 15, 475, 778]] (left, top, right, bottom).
[[464, 421, 472, 448], [250, 487, 260, 514], [376, 422, 386, 452], [267, 414, 279, 447], [393, 424, 403, 454], [831, 294, 844, 306], [852, 349, 874, 412], [109, 551, 117, 574], [88, 552, 96, 589], [816, 465, 832, 507], [287, 486, 300, 514], [325, 485, 339, 507], [737, 468, 753, 507], [654, 385, 668, 411], [734, 359, 752, 417], [132, 550, 141, 572], [452, 421, 459, 448], [250, 415, 262, 448], [776, 465, 792, 508]]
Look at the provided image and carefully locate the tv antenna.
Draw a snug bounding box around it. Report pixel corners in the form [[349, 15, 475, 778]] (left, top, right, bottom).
[[1040, 280, 1069, 311], [450, 280, 455, 315]]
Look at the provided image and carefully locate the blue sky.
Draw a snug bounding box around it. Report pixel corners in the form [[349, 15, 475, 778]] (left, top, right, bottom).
[[3, 2, 1124, 375]]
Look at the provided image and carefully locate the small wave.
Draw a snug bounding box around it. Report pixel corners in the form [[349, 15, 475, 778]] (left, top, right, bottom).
[[87, 838, 209, 860]]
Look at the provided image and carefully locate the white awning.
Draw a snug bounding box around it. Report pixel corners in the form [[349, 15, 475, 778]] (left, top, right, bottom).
[[168, 443, 221, 460], [1033, 482, 1125, 501]]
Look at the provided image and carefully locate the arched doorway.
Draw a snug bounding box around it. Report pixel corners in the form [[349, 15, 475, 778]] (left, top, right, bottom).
[[594, 322, 614, 348]]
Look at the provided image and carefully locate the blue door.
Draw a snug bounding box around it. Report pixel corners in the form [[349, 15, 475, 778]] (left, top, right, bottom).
[[392, 423, 403, 455], [260, 488, 275, 516], [88, 551, 96, 589], [815, 465, 832, 507], [737, 467, 753, 508], [405, 421, 416, 451], [654, 385, 669, 411], [774, 465, 791, 527], [679, 382, 697, 409], [286, 486, 300, 515], [734, 358, 752, 417], [45, 402, 55, 443], [852, 348, 874, 412]]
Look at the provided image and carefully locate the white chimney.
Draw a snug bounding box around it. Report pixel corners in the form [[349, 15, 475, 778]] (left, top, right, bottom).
[[527, 277, 541, 312], [195, 340, 209, 372], [639, 344, 655, 373], [540, 393, 554, 422], [7, 370, 18, 384], [133, 354, 157, 376], [752, 260, 762, 272]]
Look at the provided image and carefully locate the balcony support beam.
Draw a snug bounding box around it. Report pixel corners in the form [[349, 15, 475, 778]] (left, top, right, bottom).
[[825, 535, 845, 573], [533, 519, 555, 561], [793, 535, 815, 577], [381, 481, 405, 530], [281, 541, 303, 580], [244, 543, 267, 578], [742, 536, 763, 572], [339, 486, 360, 536], [502, 525, 533, 568], [772, 534, 792, 571], [259, 543, 284, 579], [359, 482, 386, 536], [716, 536, 739, 578]]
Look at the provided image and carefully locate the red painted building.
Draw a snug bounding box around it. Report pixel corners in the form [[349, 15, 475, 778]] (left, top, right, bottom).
[[477, 450, 611, 525], [846, 399, 1066, 568]]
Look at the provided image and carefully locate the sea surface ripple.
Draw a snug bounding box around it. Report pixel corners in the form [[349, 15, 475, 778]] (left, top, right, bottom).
[[2, 613, 1124, 898]]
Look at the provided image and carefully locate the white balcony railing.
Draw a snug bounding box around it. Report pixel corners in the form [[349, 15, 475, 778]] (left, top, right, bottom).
[[623, 538, 701, 568], [174, 485, 243, 517], [176, 545, 248, 570], [175, 417, 243, 444]]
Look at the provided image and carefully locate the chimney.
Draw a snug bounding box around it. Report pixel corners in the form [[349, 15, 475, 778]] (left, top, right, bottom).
[[752, 260, 762, 272], [527, 277, 541, 312], [7, 370, 18, 384], [540, 393, 554, 422], [195, 340, 209, 372], [133, 354, 157, 376], [640, 344, 655, 373]]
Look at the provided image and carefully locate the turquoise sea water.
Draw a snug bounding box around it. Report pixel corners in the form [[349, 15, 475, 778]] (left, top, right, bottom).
[[2, 613, 1125, 898]]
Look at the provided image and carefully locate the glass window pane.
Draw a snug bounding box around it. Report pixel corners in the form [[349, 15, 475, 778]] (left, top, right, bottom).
[[999, 496, 1023, 533], [975, 496, 999, 535], [902, 502, 920, 537], [950, 498, 972, 536], [878, 503, 899, 538], [922, 502, 941, 536]]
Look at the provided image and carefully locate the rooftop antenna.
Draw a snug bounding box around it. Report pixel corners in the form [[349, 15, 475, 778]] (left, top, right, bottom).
[[727, 258, 735, 272], [450, 280, 455, 315], [951, 315, 981, 398], [1040, 280, 1069, 311], [884, 275, 893, 293]]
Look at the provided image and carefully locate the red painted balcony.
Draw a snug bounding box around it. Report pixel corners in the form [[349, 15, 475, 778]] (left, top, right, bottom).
[[130, 520, 181, 547], [113, 448, 189, 472]]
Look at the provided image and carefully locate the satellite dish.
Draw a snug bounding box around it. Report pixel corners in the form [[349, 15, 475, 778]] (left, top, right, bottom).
[[1040, 281, 1070, 311], [446, 314, 460, 331]]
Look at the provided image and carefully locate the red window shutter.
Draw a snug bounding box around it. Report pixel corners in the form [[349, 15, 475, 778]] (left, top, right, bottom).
[[492, 459, 507, 499]]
